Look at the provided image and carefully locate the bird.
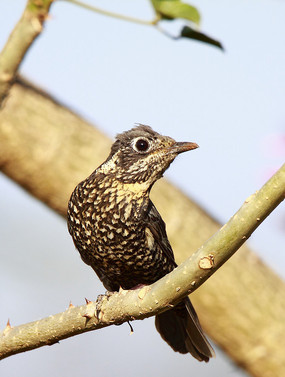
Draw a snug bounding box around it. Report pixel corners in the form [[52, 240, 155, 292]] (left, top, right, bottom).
[[67, 124, 214, 361]]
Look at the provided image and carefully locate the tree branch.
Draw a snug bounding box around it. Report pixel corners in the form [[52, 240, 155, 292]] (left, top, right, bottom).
[[0, 0, 53, 107], [1, 164, 284, 360], [1, 80, 285, 376]]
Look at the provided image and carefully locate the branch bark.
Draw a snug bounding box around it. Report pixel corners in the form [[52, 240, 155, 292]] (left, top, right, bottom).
[[0, 80, 285, 376], [1, 163, 284, 360], [0, 0, 53, 106]]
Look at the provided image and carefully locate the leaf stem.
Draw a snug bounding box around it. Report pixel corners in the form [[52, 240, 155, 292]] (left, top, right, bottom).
[[62, 0, 160, 25]]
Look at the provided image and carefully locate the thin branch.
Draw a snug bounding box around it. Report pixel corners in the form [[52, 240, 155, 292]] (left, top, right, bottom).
[[62, 0, 160, 25], [1, 163, 284, 360], [0, 0, 53, 107]]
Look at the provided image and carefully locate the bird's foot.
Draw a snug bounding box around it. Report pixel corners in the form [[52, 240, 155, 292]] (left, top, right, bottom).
[[94, 292, 114, 320]]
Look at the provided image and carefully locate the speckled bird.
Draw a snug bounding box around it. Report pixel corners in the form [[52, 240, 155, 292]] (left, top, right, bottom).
[[67, 125, 214, 361]]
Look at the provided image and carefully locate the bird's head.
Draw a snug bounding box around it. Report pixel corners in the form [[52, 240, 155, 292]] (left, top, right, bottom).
[[98, 124, 198, 188]]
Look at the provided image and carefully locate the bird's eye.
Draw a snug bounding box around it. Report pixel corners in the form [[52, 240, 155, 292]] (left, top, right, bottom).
[[133, 138, 150, 153]]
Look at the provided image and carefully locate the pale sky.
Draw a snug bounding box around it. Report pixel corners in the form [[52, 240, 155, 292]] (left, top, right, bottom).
[[0, 1, 284, 376]]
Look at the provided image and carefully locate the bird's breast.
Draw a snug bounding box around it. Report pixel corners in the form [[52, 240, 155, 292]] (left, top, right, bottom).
[[68, 175, 170, 288]]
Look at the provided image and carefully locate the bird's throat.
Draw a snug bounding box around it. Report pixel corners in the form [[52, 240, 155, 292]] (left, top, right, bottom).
[[121, 181, 150, 195]]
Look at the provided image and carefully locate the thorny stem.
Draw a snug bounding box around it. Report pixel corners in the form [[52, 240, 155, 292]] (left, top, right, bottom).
[[0, 163, 284, 360]]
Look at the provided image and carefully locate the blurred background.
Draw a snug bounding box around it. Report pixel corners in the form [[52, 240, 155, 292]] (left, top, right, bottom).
[[0, 0, 284, 376]]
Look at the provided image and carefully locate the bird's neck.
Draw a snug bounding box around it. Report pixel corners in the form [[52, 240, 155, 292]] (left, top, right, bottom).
[[97, 177, 151, 221], [118, 181, 150, 194]]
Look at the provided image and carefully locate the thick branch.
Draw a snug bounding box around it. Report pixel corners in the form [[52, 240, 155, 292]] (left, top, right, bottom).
[[0, 0, 53, 106], [1, 81, 285, 377], [0, 164, 284, 360]]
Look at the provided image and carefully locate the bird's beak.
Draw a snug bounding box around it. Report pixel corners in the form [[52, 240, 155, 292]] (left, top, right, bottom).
[[169, 141, 199, 155]]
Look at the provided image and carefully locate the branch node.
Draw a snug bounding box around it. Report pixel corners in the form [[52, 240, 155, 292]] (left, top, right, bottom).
[[199, 255, 215, 270], [138, 286, 149, 300]]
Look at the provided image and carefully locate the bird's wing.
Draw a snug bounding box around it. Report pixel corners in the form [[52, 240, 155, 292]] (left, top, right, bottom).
[[144, 201, 177, 267], [78, 246, 119, 291]]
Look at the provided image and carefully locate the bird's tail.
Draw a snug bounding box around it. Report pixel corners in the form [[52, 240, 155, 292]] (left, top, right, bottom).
[[155, 297, 214, 361]]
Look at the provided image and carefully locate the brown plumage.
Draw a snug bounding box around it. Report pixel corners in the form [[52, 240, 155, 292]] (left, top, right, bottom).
[[67, 124, 214, 361]]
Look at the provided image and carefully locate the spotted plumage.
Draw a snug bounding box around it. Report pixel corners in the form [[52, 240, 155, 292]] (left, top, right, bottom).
[[67, 125, 214, 361]]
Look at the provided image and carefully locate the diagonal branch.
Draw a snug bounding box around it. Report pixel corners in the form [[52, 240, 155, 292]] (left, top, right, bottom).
[[1, 163, 284, 360], [0, 0, 54, 107], [1, 80, 285, 376]]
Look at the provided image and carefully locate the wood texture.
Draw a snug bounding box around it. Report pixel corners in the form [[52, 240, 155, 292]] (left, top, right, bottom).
[[0, 0, 53, 105], [1, 79, 284, 376]]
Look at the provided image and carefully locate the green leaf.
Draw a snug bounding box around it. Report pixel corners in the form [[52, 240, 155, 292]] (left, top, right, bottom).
[[180, 26, 224, 50], [151, 0, 200, 25]]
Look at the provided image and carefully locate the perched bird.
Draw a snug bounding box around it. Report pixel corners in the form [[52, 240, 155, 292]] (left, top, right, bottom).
[[67, 125, 214, 361]]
